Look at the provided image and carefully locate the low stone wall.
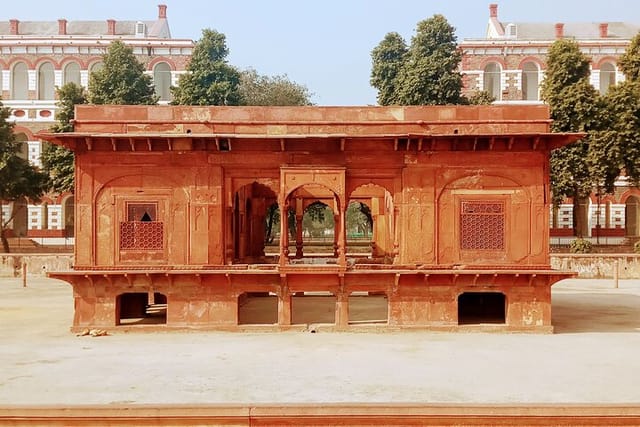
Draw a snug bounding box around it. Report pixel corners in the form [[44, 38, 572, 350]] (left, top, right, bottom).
[[0, 253, 637, 279], [551, 254, 640, 279], [0, 254, 73, 277]]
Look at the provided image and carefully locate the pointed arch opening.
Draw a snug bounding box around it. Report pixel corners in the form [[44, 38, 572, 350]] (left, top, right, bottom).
[[232, 182, 278, 264], [347, 183, 394, 263], [284, 183, 341, 264]]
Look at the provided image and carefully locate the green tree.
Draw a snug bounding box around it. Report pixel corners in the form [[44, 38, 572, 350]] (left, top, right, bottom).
[[370, 32, 408, 105], [0, 102, 48, 252], [239, 69, 313, 106], [41, 83, 87, 193], [370, 15, 463, 105], [171, 29, 242, 105], [541, 39, 604, 236], [88, 40, 158, 105], [466, 90, 495, 105], [593, 33, 640, 191]]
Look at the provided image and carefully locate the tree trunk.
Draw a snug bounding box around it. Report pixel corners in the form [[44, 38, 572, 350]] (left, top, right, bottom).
[[1, 228, 9, 253], [0, 201, 7, 253], [573, 196, 589, 238]]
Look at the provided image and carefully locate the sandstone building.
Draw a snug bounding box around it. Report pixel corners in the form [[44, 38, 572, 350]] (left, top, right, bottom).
[[42, 104, 579, 332]]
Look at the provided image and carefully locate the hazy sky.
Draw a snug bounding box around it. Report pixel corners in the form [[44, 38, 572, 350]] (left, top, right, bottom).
[[4, 1, 640, 105]]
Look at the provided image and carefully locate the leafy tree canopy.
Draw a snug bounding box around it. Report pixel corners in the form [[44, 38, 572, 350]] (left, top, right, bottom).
[[41, 83, 87, 194], [171, 29, 242, 105], [619, 33, 640, 82], [239, 69, 313, 106], [88, 40, 158, 105], [370, 32, 408, 105], [0, 102, 48, 252], [370, 15, 463, 105], [541, 40, 605, 205]]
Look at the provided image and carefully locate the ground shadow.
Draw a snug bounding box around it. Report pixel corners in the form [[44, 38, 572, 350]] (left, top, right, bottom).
[[552, 292, 640, 333]]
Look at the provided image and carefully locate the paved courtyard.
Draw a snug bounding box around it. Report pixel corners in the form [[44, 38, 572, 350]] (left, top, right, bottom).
[[0, 277, 639, 405]]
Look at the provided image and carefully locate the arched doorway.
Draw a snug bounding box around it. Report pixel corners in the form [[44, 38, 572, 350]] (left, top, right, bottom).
[[232, 182, 277, 263], [285, 183, 341, 263], [625, 195, 640, 237], [348, 184, 394, 261], [345, 201, 372, 256]]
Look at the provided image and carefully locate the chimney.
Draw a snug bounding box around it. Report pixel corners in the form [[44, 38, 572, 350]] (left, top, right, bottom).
[[9, 19, 19, 35], [489, 4, 498, 18], [58, 19, 67, 35], [158, 4, 167, 19], [107, 19, 116, 35], [555, 23, 564, 39], [599, 23, 609, 38]]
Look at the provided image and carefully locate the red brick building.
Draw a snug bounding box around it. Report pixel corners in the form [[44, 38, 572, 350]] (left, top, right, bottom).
[[0, 5, 193, 244], [460, 4, 640, 243]]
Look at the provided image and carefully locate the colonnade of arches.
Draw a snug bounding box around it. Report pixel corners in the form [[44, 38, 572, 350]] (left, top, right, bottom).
[[551, 193, 640, 238], [3, 60, 173, 101], [481, 59, 618, 101], [230, 181, 394, 265]]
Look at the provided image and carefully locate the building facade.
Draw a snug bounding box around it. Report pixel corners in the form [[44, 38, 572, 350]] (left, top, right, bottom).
[[460, 4, 640, 243], [0, 5, 194, 244], [42, 104, 578, 332]]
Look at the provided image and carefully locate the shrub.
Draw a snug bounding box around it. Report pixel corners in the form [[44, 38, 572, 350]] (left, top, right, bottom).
[[569, 238, 593, 254], [634, 241, 640, 254]]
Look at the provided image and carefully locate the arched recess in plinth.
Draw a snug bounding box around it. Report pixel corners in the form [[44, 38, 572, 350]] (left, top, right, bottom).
[[437, 173, 534, 266], [232, 181, 278, 263], [283, 183, 344, 264], [347, 183, 394, 261]]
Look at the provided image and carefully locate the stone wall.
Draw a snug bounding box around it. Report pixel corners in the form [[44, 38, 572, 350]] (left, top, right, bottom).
[[0, 254, 72, 277], [551, 254, 640, 279], [0, 253, 637, 280]]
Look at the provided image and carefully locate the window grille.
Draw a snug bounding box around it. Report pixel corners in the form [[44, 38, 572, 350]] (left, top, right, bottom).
[[460, 201, 505, 250], [120, 221, 163, 250]]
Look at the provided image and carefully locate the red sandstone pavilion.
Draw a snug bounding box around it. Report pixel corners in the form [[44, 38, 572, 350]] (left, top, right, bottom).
[[40, 104, 580, 333]]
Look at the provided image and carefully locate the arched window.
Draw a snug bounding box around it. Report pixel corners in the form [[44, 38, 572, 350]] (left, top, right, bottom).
[[483, 63, 502, 100], [11, 62, 29, 100], [521, 62, 539, 101], [63, 62, 81, 86], [153, 62, 172, 101], [599, 62, 616, 95], [89, 61, 104, 75], [38, 62, 55, 100]]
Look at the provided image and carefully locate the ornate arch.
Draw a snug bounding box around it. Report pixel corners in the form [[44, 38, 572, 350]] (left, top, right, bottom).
[[147, 57, 177, 71]]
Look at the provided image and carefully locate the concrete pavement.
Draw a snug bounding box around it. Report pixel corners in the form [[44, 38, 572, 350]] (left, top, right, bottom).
[[1, 277, 639, 405]]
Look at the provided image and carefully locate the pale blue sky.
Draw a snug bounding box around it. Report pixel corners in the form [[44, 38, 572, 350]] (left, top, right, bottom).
[[4, 1, 640, 105]]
